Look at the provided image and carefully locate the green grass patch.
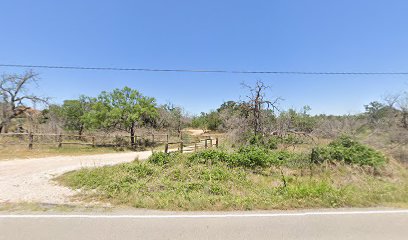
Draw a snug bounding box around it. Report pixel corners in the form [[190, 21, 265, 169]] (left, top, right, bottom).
[[57, 149, 408, 211], [311, 136, 387, 167]]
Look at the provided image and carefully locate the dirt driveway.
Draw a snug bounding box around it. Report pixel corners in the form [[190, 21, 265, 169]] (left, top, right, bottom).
[[0, 151, 152, 205]]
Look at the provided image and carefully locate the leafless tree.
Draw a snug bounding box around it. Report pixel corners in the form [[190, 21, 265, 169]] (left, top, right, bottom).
[[156, 103, 189, 136], [383, 93, 400, 108], [0, 71, 48, 133], [241, 80, 281, 136], [397, 92, 408, 129], [312, 115, 365, 138]]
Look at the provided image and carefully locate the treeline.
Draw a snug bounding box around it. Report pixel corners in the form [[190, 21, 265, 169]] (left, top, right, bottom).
[[1, 71, 408, 162], [0, 71, 190, 143], [44, 87, 191, 145]]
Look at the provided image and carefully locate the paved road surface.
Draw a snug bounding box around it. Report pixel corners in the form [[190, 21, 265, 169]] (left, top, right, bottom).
[[1, 209, 408, 240]]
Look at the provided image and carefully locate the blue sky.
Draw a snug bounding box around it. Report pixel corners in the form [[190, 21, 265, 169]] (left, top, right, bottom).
[[1, 0, 408, 115]]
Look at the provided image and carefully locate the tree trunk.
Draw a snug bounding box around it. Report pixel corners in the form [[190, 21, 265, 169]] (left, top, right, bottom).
[[78, 125, 84, 141], [130, 122, 136, 146], [402, 112, 408, 129], [253, 97, 261, 136], [78, 125, 83, 136], [0, 120, 9, 133]]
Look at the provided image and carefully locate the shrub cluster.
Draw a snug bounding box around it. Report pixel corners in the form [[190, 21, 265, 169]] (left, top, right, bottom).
[[311, 136, 386, 167], [187, 146, 304, 168], [148, 152, 181, 165]]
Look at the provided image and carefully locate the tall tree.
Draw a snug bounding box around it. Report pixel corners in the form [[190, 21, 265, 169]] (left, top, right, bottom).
[[58, 96, 91, 136], [242, 80, 280, 136], [83, 87, 157, 146], [0, 71, 48, 133]]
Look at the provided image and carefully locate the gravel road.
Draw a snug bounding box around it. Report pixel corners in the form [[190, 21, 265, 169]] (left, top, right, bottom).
[[0, 151, 152, 204]]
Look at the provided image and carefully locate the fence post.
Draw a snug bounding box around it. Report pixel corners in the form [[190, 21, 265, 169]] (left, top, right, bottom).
[[204, 139, 208, 149], [58, 133, 62, 148], [215, 138, 219, 148], [92, 136, 96, 147], [165, 143, 169, 153], [166, 134, 169, 143], [151, 134, 155, 153], [28, 132, 33, 149], [194, 142, 197, 152], [180, 142, 183, 153], [209, 139, 213, 148]]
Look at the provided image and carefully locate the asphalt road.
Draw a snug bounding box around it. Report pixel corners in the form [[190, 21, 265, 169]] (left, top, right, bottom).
[[1, 209, 408, 240]]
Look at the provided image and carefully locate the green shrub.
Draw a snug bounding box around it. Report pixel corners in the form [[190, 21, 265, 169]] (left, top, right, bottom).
[[148, 152, 180, 166], [267, 137, 279, 150], [188, 146, 306, 168], [247, 135, 266, 147], [188, 149, 230, 165], [234, 146, 274, 168], [311, 136, 386, 167]]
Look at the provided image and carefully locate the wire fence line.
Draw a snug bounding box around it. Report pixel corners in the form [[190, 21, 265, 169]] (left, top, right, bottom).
[[2, 64, 408, 75]]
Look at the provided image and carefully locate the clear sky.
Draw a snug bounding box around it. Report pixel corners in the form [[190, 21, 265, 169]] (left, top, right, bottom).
[[1, 0, 408, 115]]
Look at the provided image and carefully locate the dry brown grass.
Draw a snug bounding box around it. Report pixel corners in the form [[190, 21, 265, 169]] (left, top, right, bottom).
[[0, 145, 123, 160]]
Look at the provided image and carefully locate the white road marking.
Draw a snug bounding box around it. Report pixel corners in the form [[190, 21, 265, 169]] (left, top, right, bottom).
[[1, 210, 408, 219]]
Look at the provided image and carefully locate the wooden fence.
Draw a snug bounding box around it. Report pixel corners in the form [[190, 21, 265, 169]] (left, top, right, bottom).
[[164, 137, 219, 153], [0, 132, 219, 153]]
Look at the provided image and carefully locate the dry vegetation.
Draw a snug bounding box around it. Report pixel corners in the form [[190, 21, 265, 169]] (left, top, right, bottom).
[[0, 145, 121, 160]]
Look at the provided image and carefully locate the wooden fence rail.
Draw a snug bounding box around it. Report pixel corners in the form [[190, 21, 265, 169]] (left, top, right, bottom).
[[0, 132, 219, 153]]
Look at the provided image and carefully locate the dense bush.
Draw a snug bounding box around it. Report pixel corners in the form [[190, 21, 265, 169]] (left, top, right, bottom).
[[188, 146, 305, 168], [188, 149, 230, 165], [233, 146, 274, 167], [311, 136, 386, 167]]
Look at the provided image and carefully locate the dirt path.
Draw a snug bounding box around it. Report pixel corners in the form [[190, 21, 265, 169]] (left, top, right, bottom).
[[185, 129, 204, 136], [0, 151, 152, 205]]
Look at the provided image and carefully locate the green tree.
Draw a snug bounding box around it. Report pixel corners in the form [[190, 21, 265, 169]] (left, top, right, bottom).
[[364, 101, 388, 125], [59, 96, 91, 136], [191, 111, 222, 132], [83, 87, 157, 146], [281, 105, 316, 133]]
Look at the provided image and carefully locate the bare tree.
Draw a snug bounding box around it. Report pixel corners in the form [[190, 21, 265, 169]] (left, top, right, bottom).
[[383, 93, 400, 108], [0, 71, 48, 133], [397, 92, 408, 129], [242, 80, 281, 136], [156, 103, 190, 136], [312, 114, 365, 138]]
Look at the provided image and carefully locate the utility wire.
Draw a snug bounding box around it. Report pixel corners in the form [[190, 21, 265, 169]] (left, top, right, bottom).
[[1, 63, 408, 75]]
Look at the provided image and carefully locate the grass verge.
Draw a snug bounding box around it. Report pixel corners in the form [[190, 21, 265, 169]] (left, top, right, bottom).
[[57, 150, 408, 211]]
